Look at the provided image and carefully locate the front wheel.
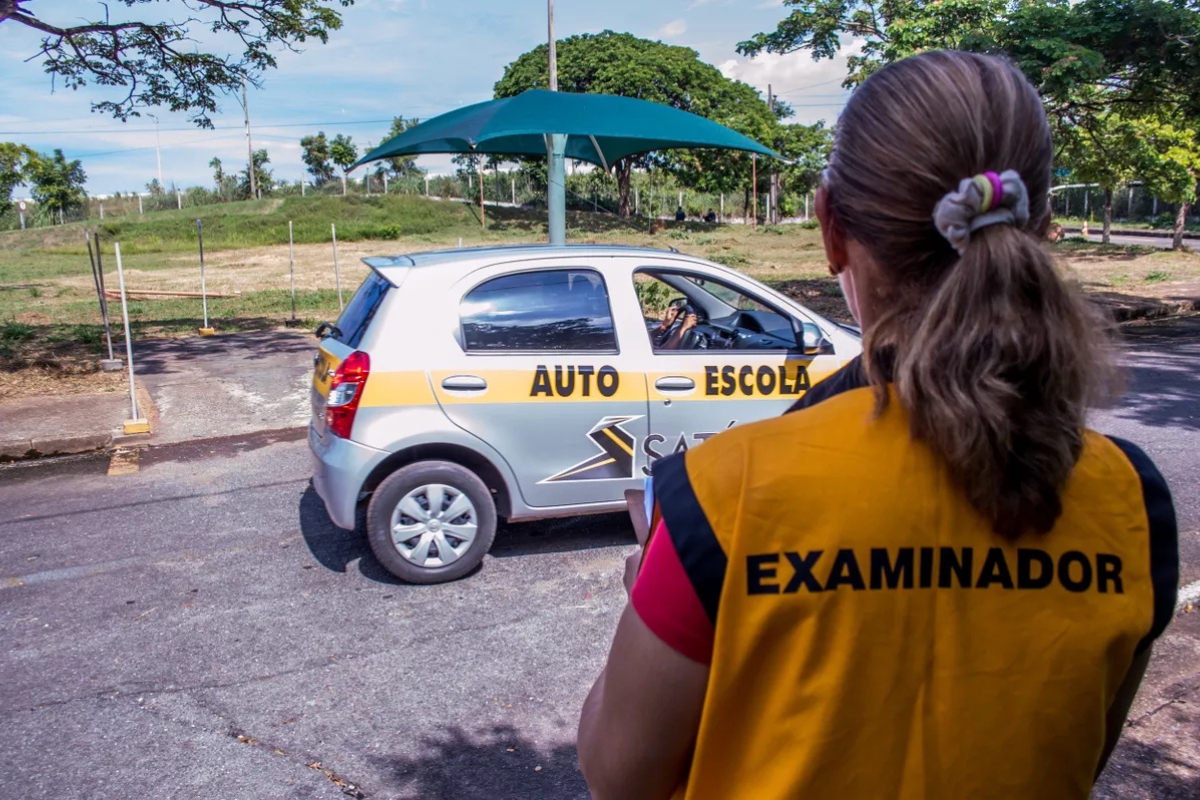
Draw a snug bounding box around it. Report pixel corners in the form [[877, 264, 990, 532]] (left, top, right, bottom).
[[366, 461, 497, 584]]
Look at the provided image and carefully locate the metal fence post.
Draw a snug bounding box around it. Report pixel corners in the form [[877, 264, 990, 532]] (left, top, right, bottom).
[[197, 219, 214, 335], [287, 221, 298, 324], [332, 223, 343, 310], [114, 243, 149, 433]]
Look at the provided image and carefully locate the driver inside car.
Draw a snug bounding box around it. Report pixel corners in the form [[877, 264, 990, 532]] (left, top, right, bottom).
[[650, 304, 699, 350]]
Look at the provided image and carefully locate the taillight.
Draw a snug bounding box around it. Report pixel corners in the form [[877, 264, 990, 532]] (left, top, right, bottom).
[[325, 350, 370, 439]]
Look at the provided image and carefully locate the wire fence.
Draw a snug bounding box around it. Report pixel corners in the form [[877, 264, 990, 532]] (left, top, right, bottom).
[[9, 172, 1189, 234]]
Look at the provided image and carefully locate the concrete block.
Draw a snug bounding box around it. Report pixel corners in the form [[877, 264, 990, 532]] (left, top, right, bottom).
[[0, 439, 34, 459], [30, 433, 112, 456]]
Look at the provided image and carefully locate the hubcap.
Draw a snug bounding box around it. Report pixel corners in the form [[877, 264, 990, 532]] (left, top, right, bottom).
[[389, 483, 478, 569]]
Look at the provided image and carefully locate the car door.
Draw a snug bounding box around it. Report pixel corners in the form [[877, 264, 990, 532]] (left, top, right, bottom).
[[633, 265, 844, 476], [432, 262, 649, 509]]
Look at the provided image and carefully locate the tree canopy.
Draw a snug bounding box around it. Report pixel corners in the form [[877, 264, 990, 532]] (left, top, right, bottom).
[[0, 143, 37, 216], [1, 1, 353, 127], [378, 116, 424, 179], [301, 132, 336, 185], [25, 149, 87, 219], [739, 0, 1200, 244], [494, 30, 785, 217]]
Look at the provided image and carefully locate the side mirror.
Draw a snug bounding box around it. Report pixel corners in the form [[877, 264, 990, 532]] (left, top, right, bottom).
[[796, 321, 831, 355]]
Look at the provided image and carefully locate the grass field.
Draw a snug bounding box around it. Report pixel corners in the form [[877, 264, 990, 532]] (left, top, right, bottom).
[[2, 193, 1199, 388]]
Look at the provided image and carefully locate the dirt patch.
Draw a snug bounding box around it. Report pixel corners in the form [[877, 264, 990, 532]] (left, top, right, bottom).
[[4, 365, 128, 401], [775, 278, 853, 323]]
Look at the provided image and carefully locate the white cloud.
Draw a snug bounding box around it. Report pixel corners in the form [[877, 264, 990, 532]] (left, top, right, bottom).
[[718, 44, 863, 125], [656, 19, 688, 39]]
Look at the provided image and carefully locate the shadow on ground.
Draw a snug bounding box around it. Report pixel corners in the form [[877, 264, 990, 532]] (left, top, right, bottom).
[[298, 487, 634, 583], [131, 327, 314, 376], [367, 724, 587, 800], [1093, 737, 1200, 800], [1111, 316, 1200, 431]]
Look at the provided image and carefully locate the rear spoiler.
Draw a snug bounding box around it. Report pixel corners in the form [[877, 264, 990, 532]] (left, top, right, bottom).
[[362, 255, 414, 288]]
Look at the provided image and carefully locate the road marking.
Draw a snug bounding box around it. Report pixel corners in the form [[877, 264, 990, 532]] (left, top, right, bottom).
[[107, 448, 140, 475], [0, 556, 145, 590], [1178, 579, 1200, 611]]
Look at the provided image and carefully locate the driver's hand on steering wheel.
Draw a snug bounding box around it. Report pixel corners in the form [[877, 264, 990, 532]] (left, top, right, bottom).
[[680, 312, 698, 332]]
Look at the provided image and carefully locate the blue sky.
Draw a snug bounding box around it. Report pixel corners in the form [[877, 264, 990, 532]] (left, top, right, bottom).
[[0, 0, 853, 196]]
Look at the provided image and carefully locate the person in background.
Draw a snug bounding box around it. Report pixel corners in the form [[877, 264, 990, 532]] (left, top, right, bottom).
[[578, 50, 1178, 800], [675, 206, 686, 222], [703, 208, 717, 223]]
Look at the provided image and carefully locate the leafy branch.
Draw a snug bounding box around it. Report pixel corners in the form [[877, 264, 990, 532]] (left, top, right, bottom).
[[1, 1, 353, 128]]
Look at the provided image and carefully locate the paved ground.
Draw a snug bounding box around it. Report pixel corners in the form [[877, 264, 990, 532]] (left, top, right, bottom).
[[0, 319, 1197, 799], [1088, 316, 1200, 799], [133, 330, 314, 444]]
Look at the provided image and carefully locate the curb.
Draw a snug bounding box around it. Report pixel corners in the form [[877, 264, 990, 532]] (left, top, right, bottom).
[[1062, 225, 1199, 242], [0, 432, 113, 462], [1091, 295, 1200, 323]]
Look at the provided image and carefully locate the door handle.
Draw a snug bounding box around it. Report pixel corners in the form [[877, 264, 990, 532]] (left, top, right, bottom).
[[655, 376, 695, 392], [441, 375, 488, 392]]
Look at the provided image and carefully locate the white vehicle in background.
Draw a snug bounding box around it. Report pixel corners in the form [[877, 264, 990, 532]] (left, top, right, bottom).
[[309, 244, 861, 584]]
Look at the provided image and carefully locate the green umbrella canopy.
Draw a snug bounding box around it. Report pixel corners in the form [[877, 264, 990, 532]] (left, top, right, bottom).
[[353, 89, 782, 170]]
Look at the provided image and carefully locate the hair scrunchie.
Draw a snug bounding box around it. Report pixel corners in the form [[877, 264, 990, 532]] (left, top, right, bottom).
[[933, 169, 1031, 254]]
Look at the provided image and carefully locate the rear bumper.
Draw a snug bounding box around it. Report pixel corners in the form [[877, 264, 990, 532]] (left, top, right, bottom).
[[309, 423, 388, 530]]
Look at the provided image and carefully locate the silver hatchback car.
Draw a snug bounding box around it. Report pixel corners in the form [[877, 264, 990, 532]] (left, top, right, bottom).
[[309, 244, 861, 583]]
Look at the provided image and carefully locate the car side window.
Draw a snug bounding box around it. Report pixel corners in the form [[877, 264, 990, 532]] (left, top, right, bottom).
[[635, 268, 797, 352], [460, 269, 618, 352]]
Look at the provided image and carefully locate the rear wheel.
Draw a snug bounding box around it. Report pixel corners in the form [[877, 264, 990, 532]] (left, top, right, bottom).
[[366, 461, 497, 584]]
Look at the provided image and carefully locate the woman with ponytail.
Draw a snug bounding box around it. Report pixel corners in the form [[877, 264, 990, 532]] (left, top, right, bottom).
[[578, 51, 1178, 800]]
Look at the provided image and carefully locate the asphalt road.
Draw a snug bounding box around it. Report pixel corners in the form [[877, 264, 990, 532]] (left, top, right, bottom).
[[1080, 233, 1182, 249], [1, 318, 1197, 799]]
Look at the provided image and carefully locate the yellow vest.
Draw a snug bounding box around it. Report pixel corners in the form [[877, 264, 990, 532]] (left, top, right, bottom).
[[652, 365, 1177, 799]]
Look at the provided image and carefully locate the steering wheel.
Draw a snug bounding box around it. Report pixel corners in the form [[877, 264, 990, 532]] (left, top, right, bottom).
[[663, 301, 706, 348]]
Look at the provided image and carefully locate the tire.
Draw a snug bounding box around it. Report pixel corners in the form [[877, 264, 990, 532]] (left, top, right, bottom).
[[366, 460, 497, 584]]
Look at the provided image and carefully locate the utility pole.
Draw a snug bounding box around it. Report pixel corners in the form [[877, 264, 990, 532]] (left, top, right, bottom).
[[242, 80, 257, 200], [767, 84, 779, 225], [152, 115, 163, 188], [546, 0, 566, 245], [751, 153, 757, 228]]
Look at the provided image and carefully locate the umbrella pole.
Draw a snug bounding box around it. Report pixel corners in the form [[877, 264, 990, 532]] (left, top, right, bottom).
[[479, 161, 486, 228], [547, 135, 567, 244]]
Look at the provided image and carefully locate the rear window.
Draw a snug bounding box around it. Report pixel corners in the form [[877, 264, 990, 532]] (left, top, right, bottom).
[[334, 272, 389, 348], [460, 269, 617, 352]]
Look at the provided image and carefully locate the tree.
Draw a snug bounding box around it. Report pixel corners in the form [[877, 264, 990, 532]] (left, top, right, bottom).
[[1132, 119, 1200, 249], [1, 1, 354, 128], [995, 0, 1200, 247], [742, 0, 1200, 244], [0, 143, 36, 216], [300, 132, 335, 186], [330, 134, 358, 195], [25, 149, 86, 221], [1056, 109, 1145, 243], [238, 149, 274, 199], [145, 178, 164, 196], [494, 30, 781, 218], [380, 116, 423, 179], [210, 157, 225, 187], [737, 0, 1008, 87], [775, 121, 833, 217]]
